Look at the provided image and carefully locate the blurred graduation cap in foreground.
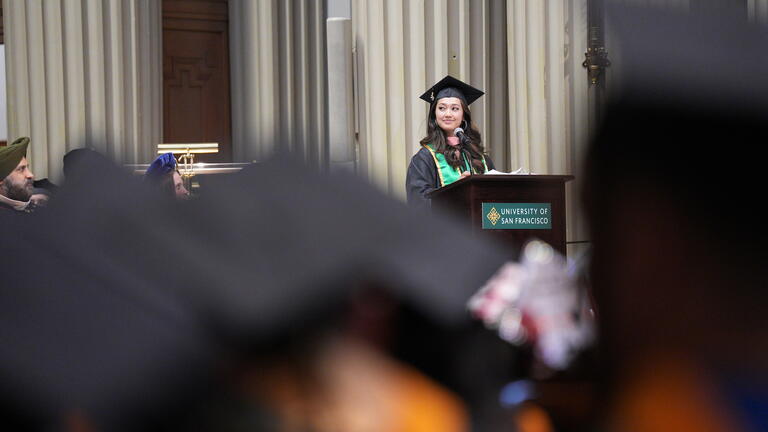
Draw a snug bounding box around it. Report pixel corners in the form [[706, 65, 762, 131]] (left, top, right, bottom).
[[583, 5, 768, 432], [0, 150, 513, 430], [590, 4, 768, 234]]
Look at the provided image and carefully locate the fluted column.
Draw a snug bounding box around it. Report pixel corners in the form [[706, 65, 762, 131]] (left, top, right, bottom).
[[229, 0, 276, 163], [326, 17, 355, 172], [353, 0, 450, 196], [567, 0, 590, 257], [230, 0, 327, 166], [3, 0, 162, 183], [749, 0, 768, 23]]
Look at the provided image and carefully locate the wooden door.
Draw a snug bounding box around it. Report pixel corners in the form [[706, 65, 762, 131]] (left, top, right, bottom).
[[162, 0, 231, 162]]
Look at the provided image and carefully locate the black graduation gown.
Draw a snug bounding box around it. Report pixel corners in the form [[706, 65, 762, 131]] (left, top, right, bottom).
[[405, 147, 495, 209]]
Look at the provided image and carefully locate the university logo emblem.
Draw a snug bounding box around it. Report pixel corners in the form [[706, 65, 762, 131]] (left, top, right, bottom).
[[486, 207, 500, 226]]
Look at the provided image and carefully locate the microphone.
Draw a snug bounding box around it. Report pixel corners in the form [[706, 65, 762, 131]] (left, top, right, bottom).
[[453, 127, 468, 145]]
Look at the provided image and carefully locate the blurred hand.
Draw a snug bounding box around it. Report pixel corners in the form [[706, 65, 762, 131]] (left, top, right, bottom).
[[460, 171, 471, 180], [29, 193, 49, 207]]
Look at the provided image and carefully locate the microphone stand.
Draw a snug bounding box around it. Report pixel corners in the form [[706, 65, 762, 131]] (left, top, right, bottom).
[[458, 135, 475, 175]]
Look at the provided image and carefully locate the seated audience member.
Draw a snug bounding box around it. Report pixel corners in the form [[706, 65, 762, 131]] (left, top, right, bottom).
[[0, 137, 46, 213], [31, 180, 56, 201], [62, 148, 101, 181], [144, 152, 189, 200]]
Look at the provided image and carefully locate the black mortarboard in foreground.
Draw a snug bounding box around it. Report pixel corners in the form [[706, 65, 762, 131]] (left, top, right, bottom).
[[590, 4, 768, 194], [419, 75, 484, 106], [0, 150, 514, 430]]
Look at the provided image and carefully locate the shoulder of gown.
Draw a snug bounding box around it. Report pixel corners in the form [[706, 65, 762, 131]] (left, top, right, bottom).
[[483, 154, 495, 171], [406, 147, 439, 209]]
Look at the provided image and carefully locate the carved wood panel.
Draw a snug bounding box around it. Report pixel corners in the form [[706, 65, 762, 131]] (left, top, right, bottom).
[[162, 0, 231, 162]]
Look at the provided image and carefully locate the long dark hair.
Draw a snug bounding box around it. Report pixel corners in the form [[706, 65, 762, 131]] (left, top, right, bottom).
[[145, 169, 178, 199], [419, 98, 486, 173]]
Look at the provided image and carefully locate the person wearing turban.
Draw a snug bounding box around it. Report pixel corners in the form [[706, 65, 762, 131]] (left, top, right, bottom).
[[0, 137, 39, 213]]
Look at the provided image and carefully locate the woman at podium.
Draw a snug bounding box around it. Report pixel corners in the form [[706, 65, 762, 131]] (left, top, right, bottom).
[[406, 76, 495, 208]]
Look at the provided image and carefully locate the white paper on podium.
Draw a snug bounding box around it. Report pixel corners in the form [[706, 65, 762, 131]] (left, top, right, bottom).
[[486, 167, 530, 175]]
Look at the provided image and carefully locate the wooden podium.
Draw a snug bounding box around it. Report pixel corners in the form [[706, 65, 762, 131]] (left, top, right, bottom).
[[428, 175, 574, 256]]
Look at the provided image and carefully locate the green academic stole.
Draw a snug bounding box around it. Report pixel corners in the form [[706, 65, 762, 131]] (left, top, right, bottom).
[[423, 144, 489, 187]]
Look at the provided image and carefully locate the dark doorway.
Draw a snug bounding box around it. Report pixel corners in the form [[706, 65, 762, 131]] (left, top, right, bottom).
[[162, 0, 232, 162]]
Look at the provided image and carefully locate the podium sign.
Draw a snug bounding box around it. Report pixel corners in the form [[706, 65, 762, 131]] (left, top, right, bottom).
[[482, 203, 552, 230], [429, 175, 573, 256]]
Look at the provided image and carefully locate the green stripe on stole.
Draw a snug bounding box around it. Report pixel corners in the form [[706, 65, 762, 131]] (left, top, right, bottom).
[[423, 144, 488, 187]]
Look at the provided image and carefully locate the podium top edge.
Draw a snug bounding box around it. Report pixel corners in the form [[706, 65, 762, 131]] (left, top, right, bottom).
[[448, 174, 575, 184], [428, 174, 575, 196], [469, 174, 575, 181]]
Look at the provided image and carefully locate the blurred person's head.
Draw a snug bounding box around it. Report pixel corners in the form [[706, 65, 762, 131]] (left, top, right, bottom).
[[63, 148, 101, 180], [584, 7, 768, 377], [0, 137, 35, 202], [582, 100, 768, 432], [584, 102, 768, 366]]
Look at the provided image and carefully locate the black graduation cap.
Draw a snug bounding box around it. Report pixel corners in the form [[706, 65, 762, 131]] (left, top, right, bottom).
[[0, 151, 514, 429], [419, 75, 485, 106]]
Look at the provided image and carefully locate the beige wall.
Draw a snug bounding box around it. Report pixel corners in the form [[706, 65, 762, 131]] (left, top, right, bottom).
[[2, 0, 162, 183]]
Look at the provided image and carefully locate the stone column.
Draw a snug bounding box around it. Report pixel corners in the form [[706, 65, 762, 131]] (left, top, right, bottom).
[[229, 0, 327, 166], [326, 17, 355, 173]]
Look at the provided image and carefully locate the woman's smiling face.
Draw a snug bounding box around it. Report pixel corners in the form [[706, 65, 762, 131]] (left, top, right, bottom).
[[434, 97, 464, 136]]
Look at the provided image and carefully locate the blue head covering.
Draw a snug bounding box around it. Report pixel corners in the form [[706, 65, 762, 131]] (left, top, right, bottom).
[[145, 152, 177, 179]]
